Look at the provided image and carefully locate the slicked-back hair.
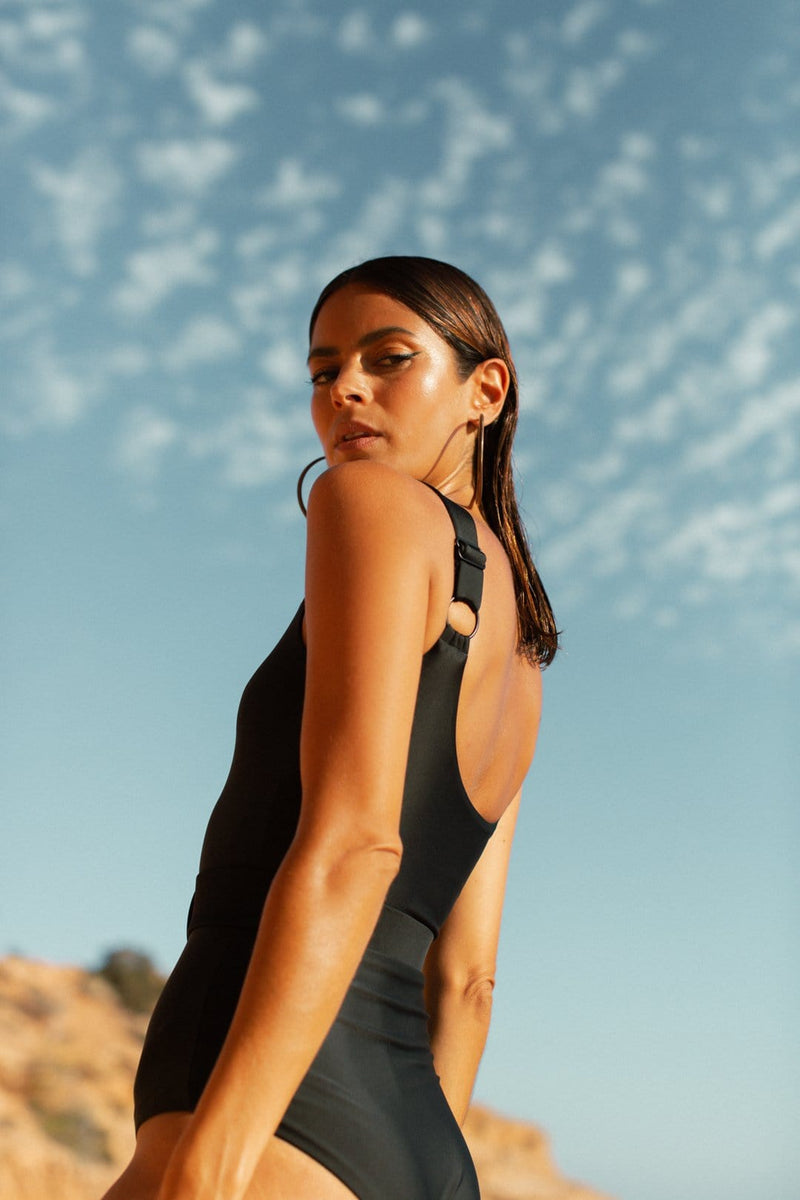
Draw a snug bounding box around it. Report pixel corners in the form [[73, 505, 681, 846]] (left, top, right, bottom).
[[310, 256, 559, 667]]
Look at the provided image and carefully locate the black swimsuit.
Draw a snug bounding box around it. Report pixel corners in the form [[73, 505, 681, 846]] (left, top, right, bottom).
[[134, 490, 496, 1199]]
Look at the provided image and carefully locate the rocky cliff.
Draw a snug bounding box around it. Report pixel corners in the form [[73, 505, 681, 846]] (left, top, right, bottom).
[[0, 955, 611, 1200]]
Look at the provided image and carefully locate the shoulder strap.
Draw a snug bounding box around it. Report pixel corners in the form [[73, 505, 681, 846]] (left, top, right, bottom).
[[426, 487, 487, 616]]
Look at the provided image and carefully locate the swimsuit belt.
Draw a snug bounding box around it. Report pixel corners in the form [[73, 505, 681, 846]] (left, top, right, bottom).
[[187, 867, 434, 970], [368, 903, 434, 970]]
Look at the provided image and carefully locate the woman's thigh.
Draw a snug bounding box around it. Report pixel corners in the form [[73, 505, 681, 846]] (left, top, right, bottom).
[[100, 1113, 192, 1200], [248, 1136, 359, 1200], [101, 1113, 358, 1200]]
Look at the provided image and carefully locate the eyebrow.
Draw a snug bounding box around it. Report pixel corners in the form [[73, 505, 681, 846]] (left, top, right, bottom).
[[307, 325, 417, 363]]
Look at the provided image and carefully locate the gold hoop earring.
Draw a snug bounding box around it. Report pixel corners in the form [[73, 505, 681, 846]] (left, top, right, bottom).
[[473, 413, 485, 510], [296, 456, 326, 517]]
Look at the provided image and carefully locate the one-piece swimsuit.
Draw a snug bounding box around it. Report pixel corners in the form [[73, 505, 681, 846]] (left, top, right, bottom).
[[134, 489, 496, 1200]]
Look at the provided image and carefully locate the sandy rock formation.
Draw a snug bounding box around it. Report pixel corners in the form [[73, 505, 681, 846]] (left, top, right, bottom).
[[0, 955, 611, 1200]]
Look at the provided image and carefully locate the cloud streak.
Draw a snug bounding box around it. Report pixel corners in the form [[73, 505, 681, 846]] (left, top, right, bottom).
[[114, 227, 219, 314], [29, 150, 122, 276], [136, 138, 241, 194], [1, 0, 798, 654]]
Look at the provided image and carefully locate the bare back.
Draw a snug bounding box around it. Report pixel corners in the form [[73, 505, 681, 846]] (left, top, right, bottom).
[[408, 476, 542, 826]]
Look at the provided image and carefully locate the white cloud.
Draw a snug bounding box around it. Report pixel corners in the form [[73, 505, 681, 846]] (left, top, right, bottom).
[[136, 138, 240, 194], [188, 392, 311, 488], [1, 338, 96, 435], [114, 227, 219, 314], [24, 9, 85, 41], [656, 486, 800, 586], [337, 93, 386, 125], [259, 338, 306, 389], [183, 61, 259, 126], [321, 178, 409, 271], [724, 303, 794, 387], [616, 259, 651, 297], [141, 203, 197, 238], [0, 300, 51, 343], [621, 131, 656, 160], [236, 225, 279, 259], [0, 6, 87, 76], [607, 358, 651, 396], [746, 149, 800, 208], [259, 159, 341, 208], [231, 257, 309, 330], [689, 178, 733, 221], [163, 315, 242, 373], [0, 70, 57, 134], [543, 484, 662, 576], [564, 58, 625, 118], [115, 406, 179, 483], [391, 13, 431, 48], [605, 262, 755, 401], [562, 1, 608, 44], [127, 25, 180, 74], [0, 262, 35, 302], [29, 149, 121, 276], [133, 0, 214, 36], [678, 134, 717, 162], [338, 11, 373, 53], [532, 241, 574, 285], [487, 245, 573, 341], [235, 228, 278, 261], [762, 481, 800, 520], [617, 28, 655, 57], [682, 377, 800, 474], [502, 39, 560, 126], [421, 79, 512, 208], [217, 21, 269, 71], [598, 156, 650, 198], [415, 213, 448, 252], [576, 449, 625, 484], [755, 198, 800, 260], [615, 393, 681, 444], [231, 280, 276, 331], [336, 11, 428, 55]]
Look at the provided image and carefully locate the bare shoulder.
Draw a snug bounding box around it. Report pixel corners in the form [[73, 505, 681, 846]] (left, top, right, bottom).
[[307, 461, 449, 549]]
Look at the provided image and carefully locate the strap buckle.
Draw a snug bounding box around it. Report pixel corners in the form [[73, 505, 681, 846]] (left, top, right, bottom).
[[455, 538, 487, 571]]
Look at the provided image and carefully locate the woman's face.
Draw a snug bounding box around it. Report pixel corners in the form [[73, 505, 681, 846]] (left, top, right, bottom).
[[308, 284, 478, 488]]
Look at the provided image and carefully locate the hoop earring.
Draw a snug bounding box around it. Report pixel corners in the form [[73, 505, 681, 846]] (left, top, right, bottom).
[[473, 413, 485, 510], [296, 456, 326, 517]]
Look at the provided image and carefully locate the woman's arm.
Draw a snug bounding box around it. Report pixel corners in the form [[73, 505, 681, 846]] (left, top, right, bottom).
[[156, 464, 437, 1200], [423, 791, 521, 1125]]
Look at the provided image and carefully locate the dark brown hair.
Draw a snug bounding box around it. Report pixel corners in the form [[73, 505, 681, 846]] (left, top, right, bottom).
[[310, 256, 559, 667]]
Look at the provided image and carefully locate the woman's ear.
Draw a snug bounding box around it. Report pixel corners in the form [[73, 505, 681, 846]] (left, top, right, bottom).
[[471, 358, 510, 427]]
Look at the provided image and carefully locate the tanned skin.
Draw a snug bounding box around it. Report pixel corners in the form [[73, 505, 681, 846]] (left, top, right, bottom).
[[102, 287, 542, 1200]]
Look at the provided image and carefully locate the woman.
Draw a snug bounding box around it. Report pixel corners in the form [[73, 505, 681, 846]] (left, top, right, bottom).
[[104, 256, 557, 1200]]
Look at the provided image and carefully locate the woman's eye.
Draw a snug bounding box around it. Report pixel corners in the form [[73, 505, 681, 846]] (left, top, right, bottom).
[[310, 368, 336, 385], [378, 352, 416, 367]]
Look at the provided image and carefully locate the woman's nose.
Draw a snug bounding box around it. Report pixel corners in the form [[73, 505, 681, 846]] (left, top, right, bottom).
[[330, 363, 368, 407]]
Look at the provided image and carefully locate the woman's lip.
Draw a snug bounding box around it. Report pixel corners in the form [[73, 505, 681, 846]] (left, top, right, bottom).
[[335, 429, 382, 448], [335, 435, 382, 453]]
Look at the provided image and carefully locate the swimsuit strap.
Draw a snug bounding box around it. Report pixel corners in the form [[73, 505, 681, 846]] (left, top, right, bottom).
[[425, 486, 487, 617]]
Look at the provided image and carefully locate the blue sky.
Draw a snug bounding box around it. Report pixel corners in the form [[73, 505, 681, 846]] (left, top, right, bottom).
[[2, 2, 799, 1198]]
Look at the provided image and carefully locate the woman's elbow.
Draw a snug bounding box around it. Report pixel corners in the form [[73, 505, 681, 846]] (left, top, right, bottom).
[[462, 973, 496, 1021], [317, 832, 404, 891], [433, 968, 496, 1023], [357, 836, 404, 879]]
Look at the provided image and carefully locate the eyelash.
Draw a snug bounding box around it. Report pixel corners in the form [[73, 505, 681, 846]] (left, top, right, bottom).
[[309, 352, 417, 386]]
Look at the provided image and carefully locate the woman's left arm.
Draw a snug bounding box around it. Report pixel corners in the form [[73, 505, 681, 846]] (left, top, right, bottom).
[[423, 790, 522, 1125], [156, 464, 434, 1200]]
